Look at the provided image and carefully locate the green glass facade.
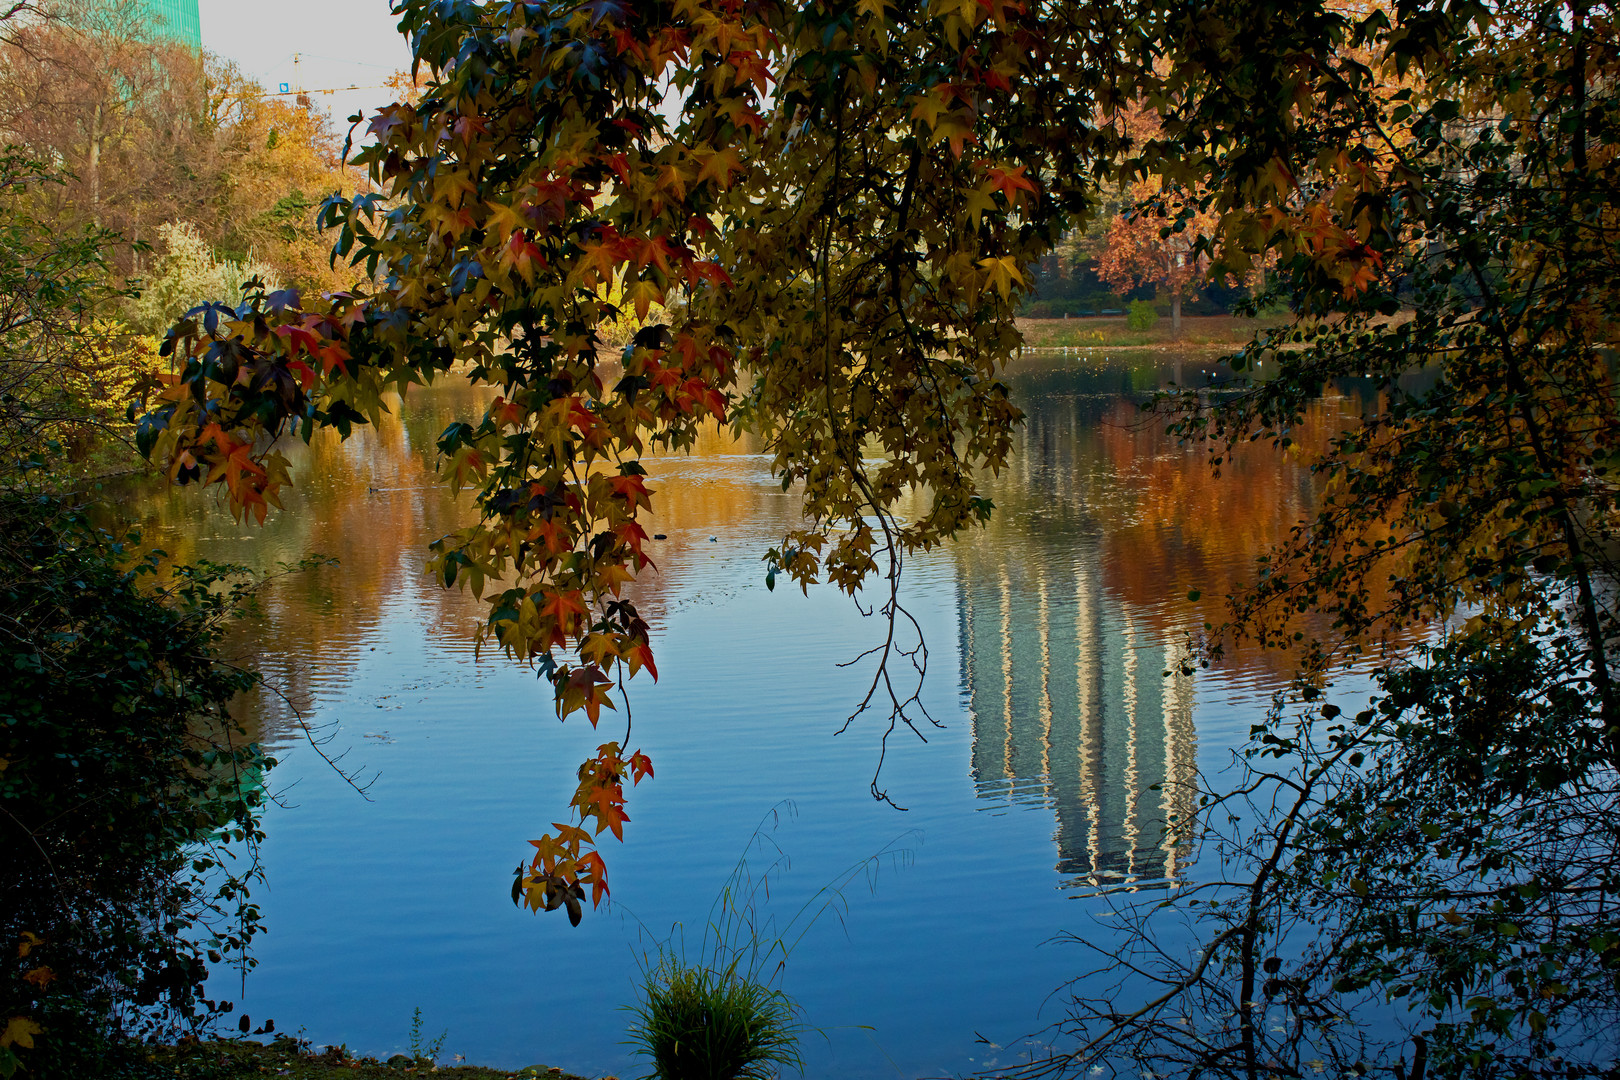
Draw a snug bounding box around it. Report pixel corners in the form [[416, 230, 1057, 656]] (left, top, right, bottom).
[[135, 0, 201, 48]]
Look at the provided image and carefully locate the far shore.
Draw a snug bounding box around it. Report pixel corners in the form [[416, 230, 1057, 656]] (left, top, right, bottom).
[[1015, 313, 1282, 353]]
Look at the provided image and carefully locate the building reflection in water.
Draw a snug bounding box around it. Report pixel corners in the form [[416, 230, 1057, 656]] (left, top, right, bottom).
[[954, 360, 1217, 891], [957, 548, 1197, 889]]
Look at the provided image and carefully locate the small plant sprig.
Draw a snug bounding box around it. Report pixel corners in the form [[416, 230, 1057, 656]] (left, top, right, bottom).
[[407, 1006, 447, 1068]]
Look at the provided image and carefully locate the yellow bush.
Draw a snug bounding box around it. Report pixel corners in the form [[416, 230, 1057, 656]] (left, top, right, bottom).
[[54, 319, 162, 458]]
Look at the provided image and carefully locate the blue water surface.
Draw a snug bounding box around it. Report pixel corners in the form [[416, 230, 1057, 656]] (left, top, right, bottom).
[[131, 354, 1353, 1077]]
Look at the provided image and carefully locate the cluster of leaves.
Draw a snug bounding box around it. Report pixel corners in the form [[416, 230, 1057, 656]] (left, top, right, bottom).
[[140, 0, 1152, 917], [0, 495, 272, 1078]]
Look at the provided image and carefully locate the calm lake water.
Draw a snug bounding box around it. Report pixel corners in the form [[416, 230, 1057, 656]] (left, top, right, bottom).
[[124, 352, 1372, 1078]]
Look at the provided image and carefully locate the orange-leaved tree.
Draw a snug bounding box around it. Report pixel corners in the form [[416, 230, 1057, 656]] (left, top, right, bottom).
[[1093, 175, 1218, 336]]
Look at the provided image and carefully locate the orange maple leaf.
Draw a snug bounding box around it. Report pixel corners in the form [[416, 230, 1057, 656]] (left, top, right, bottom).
[[629, 750, 654, 785], [313, 343, 350, 377], [607, 473, 653, 511], [564, 665, 616, 726], [490, 395, 526, 428], [985, 163, 1037, 206], [588, 784, 628, 840], [21, 966, 55, 989], [540, 589, 588, 632], [532, 517, 572, 556], [577, 850, 610, 906], [614, 520, 651, 564], [689, 260, 734, 289]]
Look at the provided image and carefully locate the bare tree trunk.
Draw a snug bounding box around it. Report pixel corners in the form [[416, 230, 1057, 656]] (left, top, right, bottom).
[[1167, 248, 1184, 338], [88, 101, 101, 227]]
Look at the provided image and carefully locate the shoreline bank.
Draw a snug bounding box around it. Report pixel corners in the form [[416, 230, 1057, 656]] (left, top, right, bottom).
[[149, 1038, 597, 1080]]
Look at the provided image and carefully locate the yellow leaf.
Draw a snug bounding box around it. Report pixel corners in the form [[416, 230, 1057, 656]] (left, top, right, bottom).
[[484, 200, 527, 241], [580, 633, 620, 667], [433, 171, 479, 210], [2, 1016, 42, 1050], [976, 256, 1024, 302], [625, 279, 664, 320], [926, 114, 976, 159], [696, 148, 744, 190], [910, 94, 948, 130], [961, 186, 998, 229], [594, 562, 636, 596]]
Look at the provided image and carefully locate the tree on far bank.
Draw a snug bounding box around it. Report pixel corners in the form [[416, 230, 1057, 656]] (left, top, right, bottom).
[[0, 0, 221, 268], [209, 87, 376, 295], [1094, 177, 1217, 336]]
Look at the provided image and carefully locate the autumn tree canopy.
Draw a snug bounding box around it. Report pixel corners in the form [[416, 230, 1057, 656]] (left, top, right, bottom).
[[142, 0, 1120, 920]]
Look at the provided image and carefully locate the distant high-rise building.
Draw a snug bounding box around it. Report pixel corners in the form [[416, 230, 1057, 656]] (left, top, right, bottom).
[[134, 0, 201, 48]]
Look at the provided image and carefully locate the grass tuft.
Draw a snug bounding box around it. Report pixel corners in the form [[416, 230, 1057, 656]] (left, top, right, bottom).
[[621, 803, 919, 1080], [625, 960, 803, 1080]]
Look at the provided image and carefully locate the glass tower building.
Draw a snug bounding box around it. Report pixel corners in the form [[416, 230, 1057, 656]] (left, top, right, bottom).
[[135, 0, 202, 48]]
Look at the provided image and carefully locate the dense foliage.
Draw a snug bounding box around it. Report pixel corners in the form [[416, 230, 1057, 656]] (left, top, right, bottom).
[[0, 150, 156, 468], [127, 221, 281, 337], [0, 497, 270, 1078], [1, 13, 284, 1066], [142, 0, 1091, 916], [0, 0, 372, 293]]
